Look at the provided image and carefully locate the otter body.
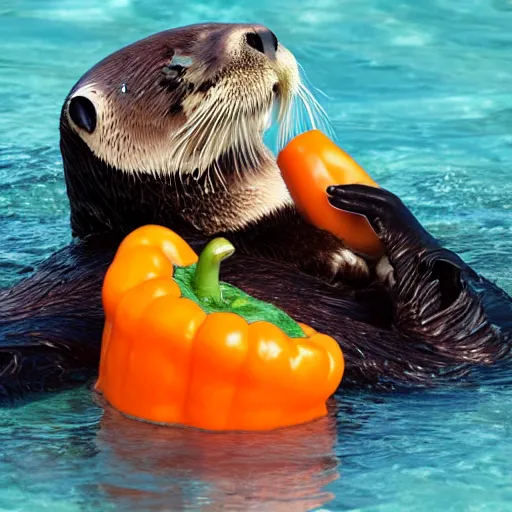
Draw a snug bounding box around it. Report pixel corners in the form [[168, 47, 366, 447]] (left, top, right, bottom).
[[1, 23, 511, 400]]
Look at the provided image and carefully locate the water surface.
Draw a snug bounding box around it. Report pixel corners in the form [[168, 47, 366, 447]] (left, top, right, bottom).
[[1, 0, 511, 510]]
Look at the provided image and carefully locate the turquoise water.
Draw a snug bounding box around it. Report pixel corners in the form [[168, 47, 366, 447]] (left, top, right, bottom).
[[1, 0, 512, 510]]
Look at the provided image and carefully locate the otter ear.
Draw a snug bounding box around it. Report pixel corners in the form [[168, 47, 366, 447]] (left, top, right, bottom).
[[68, 96, 97, 134]]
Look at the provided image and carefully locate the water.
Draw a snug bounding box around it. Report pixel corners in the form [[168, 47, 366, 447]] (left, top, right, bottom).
[[0, 0, 511, 510]]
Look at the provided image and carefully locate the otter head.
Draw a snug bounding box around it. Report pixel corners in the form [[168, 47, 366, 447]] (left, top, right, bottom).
[[60, 23, 303, 239]]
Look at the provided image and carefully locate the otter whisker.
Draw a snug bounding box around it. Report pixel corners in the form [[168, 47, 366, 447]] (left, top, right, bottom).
[[206, 102, 231, 148], [241, 118, 258, 171], [298, 82, 334, 136], [168, 69, 277, 186], [277, 97, 299, 151], [215, 107, 239, 185], [171, 83, 261, 186], [243, 114, 263, 172], [172, 99, 222, 177], [197, 104, 232, 191], [277, 99, 293, 150], [297, 61, 333, 102], [296, 87, 319, 131], [275, 73, 335, 153], [233, 107, 247, 181], [200, 95, 249, 191], [176, 104, 217, 149]]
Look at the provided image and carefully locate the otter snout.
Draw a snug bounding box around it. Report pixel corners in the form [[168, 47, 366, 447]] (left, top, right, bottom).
[[244, 26, 279, 60]]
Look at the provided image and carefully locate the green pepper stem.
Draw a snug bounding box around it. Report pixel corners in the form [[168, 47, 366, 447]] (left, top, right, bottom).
[[194, 238, 235, 303]]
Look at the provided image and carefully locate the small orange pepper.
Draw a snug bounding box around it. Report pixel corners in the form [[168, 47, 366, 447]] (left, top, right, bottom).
[[96, 225, 344, 431], [277, 129, 384, 258]]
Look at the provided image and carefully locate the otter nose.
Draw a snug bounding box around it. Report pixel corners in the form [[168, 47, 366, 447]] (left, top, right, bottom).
[[245, 27, 278, 59]]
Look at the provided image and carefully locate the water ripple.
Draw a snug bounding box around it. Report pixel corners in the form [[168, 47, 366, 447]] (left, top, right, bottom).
[[0, 0, 511, 510]]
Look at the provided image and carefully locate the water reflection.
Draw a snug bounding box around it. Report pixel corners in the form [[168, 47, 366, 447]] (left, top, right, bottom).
[[96, 404, 340, 511]]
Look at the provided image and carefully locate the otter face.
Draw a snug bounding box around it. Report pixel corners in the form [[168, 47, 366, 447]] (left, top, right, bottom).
[[63, 23, 299, 177]]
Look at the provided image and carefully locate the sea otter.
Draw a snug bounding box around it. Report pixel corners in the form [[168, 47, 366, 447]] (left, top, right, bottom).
[[0, 23, 511, 401]]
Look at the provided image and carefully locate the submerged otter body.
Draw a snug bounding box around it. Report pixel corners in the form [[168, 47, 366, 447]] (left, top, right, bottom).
[[1, 23, 511, 400]]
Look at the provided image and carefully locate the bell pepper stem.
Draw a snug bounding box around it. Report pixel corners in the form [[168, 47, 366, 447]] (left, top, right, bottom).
[[194, 238, 235, 303]]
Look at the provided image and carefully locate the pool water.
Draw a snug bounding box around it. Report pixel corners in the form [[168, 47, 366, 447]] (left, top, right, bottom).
[[1, 0, 511, 510]]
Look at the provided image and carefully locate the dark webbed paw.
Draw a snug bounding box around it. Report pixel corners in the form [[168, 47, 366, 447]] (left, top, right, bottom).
[[319, 185, 507, 368], [326, 184, 435, 248], [326, 184, 471, 309], [326, 184, 469, 267]]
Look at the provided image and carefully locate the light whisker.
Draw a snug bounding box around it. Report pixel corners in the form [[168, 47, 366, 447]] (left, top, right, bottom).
[[274, 68, 335, 152]]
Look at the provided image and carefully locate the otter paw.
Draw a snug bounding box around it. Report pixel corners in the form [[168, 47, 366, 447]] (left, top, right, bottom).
[[326, 184, 404, 237], [326, 184, 435, 249]]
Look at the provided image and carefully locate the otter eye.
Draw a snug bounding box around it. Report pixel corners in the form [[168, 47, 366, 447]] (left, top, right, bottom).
[[68, 96, 97, 134], [170, 55, 193, 68], [162, 54, 194, 77]]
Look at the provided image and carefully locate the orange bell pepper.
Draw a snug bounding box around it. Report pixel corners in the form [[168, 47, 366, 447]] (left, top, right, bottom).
[[277, 129, 384, 258], [96, 225, 344, 431]]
